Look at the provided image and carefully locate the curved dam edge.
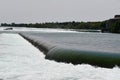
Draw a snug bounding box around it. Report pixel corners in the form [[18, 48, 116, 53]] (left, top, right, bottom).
[[19, 33, 56, 54], [19, 33, 120, 68]]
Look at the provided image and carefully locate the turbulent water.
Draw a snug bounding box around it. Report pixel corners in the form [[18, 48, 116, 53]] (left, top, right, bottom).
[[0, 28, 120, 80], [0, 27, 77, 33]]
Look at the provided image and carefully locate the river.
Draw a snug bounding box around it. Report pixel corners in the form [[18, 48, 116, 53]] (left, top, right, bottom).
[[0, 27, 120, 80]]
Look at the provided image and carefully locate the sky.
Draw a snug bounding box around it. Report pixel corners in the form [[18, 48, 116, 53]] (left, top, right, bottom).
[[0, 0, 120, 23]]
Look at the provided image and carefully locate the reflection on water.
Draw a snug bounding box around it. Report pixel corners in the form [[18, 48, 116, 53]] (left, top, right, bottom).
[[0, 33, 120, 80], [26, 32, 120, 53]]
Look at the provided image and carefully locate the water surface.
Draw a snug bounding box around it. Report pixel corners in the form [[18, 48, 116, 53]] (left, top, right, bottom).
[[0, 28, 120, 80]]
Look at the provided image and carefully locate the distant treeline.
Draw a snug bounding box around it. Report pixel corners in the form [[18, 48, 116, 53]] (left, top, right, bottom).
[[109, 20, 120, 33], [1, 21, 106, 29]]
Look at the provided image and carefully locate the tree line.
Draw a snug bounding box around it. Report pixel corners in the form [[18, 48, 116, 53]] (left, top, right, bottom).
[[1, 21, 106, 30], [1, 20, 120, 33], [109, 20, 120, 33]]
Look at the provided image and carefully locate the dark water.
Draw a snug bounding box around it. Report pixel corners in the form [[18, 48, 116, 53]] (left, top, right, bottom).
[[25, 32, 120, 54]]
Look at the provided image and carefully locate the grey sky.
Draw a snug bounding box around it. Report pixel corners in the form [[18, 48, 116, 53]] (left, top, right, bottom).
[[0, 0, 120, 23]]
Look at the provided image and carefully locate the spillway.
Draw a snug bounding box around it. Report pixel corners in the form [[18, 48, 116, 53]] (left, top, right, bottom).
[[0, 32, 120, 80], [0, 27, 120, 80], [20, 32, 120, 68]]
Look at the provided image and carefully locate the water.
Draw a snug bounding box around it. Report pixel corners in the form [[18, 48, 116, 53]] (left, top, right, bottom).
[[25, 32, 120, 53], [0, 28, 120, 80], [0, 27, 77, 33]]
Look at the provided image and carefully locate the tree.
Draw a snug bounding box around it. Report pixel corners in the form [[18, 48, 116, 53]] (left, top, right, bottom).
[[109, 20, 120, 33]]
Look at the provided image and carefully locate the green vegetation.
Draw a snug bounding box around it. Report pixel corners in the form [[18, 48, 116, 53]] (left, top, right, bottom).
[[109, 20, 120, 33], [1, 20, 120, 33], [1, 21, 105, 30]]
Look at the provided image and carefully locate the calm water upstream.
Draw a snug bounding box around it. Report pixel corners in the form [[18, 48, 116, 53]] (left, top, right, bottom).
[[0, 27, 120, 80]]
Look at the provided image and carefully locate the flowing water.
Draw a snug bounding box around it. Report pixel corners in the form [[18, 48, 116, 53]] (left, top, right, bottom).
[[0, 28, 120, 80], [25, 32, 120, 53]]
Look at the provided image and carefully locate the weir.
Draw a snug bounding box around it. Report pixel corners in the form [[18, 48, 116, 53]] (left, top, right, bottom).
[[20, 33, 120, 68], [20, 33, 56, 54]]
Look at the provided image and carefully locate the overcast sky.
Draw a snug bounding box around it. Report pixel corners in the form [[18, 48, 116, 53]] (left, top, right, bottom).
[[0, 0, 120, 23]]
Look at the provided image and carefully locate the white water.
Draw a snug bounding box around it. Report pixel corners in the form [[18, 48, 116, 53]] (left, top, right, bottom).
[[0, 33, 120, 80], [0, 27, 77, 33]]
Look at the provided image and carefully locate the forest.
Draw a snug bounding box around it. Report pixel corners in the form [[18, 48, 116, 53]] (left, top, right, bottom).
[[1, 21, 106, 30], [108, 20, 120, 33]]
